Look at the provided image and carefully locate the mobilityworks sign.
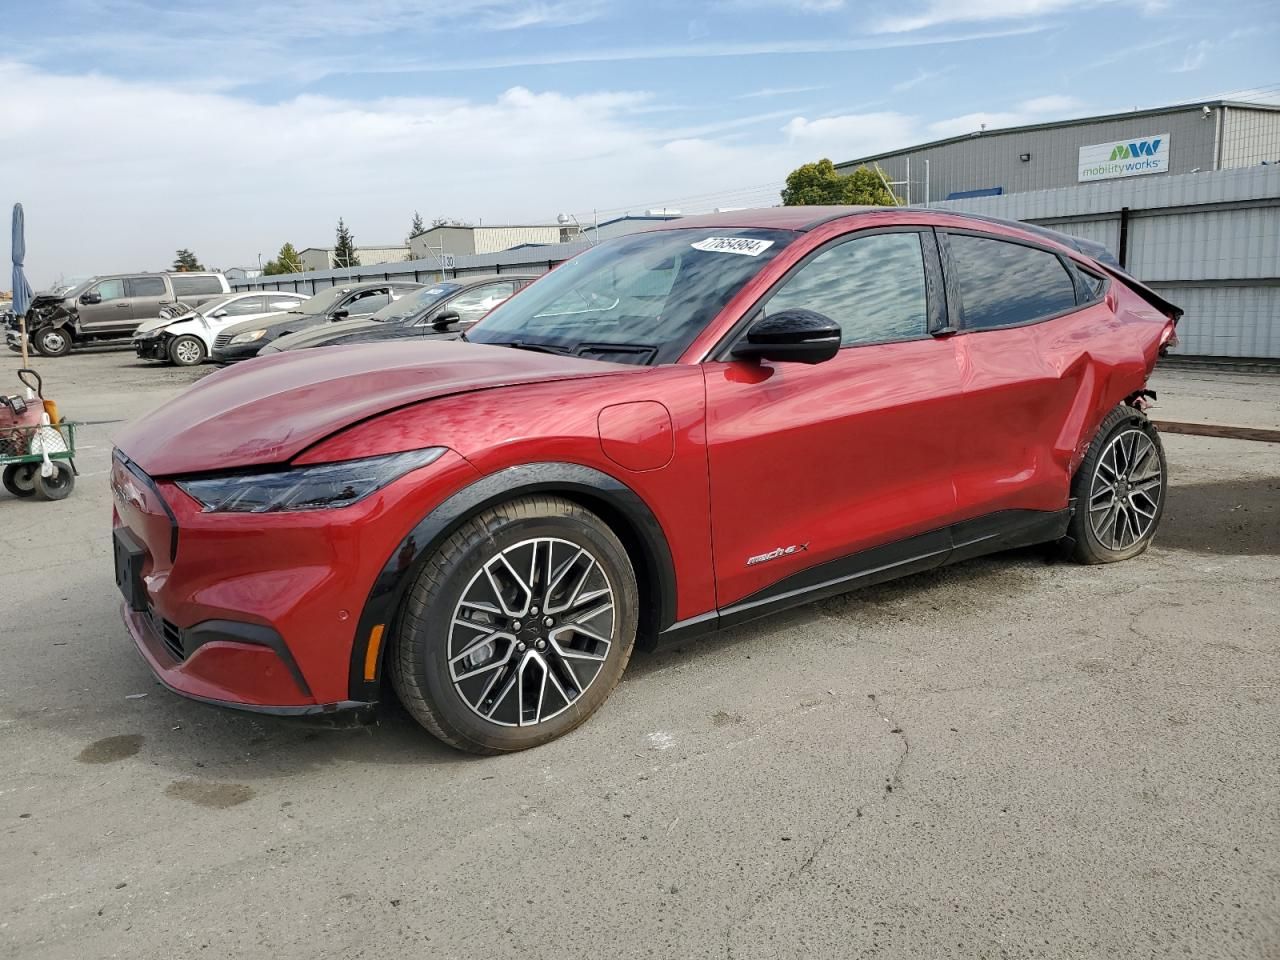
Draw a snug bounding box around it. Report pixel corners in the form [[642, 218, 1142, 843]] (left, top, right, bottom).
[[1078, 133, 1170, 182]]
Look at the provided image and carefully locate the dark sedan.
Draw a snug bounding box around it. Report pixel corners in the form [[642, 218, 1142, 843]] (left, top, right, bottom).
[[259, 275, 535, 354], [211, 280, 423, 361]]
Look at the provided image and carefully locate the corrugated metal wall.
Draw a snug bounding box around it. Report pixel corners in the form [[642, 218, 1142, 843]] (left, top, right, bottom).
[[1221, 107, 1280, 166], [935, 166, 1280, 358]]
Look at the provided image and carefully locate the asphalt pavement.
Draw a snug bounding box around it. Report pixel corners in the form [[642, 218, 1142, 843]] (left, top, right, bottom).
[[1, 351, 1277, 959]]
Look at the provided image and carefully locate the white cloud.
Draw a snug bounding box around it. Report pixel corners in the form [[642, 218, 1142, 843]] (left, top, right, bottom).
[[0, 61, 926, 285], [891, 68, 950, 93], [1019, 94, 1083, 112], [735, 85, 829, 99], [875, 0, 1117, 33], [784, 112, 921, 157], [1172, 40, 1210, 72]]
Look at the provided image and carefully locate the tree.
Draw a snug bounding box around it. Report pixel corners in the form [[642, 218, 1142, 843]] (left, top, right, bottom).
[[172, 248, 204, 272], [780, 159, 899, 207], [262, 242, 302, 276], [333, 218, 359, 269], [407, 210, 425, 243]]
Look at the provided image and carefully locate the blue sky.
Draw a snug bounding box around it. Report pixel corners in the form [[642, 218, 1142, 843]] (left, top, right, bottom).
[[3, 0, 1277, 284]]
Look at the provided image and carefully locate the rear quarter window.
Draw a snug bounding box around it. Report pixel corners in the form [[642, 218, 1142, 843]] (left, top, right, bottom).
[[172, 276, 224, 297], [948, 233, 1078, 330]]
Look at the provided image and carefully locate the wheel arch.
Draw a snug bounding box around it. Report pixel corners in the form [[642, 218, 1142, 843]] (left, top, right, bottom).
[[347, 461, 677, 702]]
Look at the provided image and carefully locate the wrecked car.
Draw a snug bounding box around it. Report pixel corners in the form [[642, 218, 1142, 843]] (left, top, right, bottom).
[[111, 207, 1180, 754], [9, 272, 229, 357], [133, 291, 307, 366]]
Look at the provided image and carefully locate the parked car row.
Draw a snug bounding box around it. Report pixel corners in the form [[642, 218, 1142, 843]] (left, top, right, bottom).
[[6, 273, 535, 365]]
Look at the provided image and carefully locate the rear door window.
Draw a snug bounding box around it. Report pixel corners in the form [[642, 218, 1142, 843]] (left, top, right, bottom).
[[171, 275, 224, 297], [128, 276, 167, 298], [947, 234, 1078, 330]]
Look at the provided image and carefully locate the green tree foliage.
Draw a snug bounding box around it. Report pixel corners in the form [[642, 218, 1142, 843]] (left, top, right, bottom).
[[333, 218, 359, 269], [781, 159, 899, 207], [172, 248, 204, 272], [262, 242, 302, 276], [408, 210, 425, 242]]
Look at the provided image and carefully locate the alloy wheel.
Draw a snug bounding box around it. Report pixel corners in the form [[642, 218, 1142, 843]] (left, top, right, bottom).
[[173, 339, 202, 364], [448, 537, 616, 727], [1088, 428, 1163, 550]]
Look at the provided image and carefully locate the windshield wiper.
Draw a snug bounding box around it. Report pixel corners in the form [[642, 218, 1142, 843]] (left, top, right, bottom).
[[488, 340, 572, 356]]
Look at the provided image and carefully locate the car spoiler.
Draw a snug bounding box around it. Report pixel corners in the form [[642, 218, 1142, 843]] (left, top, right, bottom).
[[969, 214, 1184, 324]]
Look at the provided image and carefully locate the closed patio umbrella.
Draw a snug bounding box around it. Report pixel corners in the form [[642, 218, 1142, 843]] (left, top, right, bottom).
[[11, 203, 34, 367]]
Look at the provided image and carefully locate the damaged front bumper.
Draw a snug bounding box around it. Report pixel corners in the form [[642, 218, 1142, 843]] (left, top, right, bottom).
[[133, 333, 172, 360]]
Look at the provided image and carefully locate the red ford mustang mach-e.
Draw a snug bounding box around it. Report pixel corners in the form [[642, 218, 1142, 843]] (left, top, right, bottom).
[[111, 207, 1181, 753]]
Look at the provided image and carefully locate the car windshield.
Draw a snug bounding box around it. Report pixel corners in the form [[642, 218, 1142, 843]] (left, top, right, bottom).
[[466, 228, 795, 365], [295, 286, 355, 315], [196, 294, 240, 316], [372, 283, 460, 322]]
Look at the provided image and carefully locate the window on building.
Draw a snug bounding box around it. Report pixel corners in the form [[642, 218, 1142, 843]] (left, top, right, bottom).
[[764, 232, 930, 346], [948, 234, 1078, 330]]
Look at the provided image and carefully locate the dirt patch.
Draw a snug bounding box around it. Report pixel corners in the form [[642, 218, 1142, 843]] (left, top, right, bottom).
[[77, 734, 144, 764], [711, 710, 745, 727], [164, 780, 255, 809], [1159, 476, 1280, 557]]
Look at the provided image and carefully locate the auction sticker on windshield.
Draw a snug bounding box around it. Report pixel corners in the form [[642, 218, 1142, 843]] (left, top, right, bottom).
[[690, 237, 775, 257]]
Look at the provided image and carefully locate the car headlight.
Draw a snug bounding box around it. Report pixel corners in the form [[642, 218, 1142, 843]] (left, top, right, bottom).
[[229, 329, 267, 345], [176, 448, 447, 513]]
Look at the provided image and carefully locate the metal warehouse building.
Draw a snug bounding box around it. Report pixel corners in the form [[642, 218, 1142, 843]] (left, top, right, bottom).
[[836, 100, 1280, 203], [838, 100, 1280, 360]]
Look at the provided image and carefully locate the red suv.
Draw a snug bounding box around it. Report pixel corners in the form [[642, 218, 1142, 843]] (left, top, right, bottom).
[[111, 207, 1180, 753]]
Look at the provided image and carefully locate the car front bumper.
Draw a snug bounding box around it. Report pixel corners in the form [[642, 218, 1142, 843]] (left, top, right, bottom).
[[210, 339, 266, 362], [134, 335, 170, 361], [111, 448, 480, 713]]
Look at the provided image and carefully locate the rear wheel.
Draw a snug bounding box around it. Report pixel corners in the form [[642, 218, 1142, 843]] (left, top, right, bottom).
[[3, 463, 39, 498], [34, 328, 72, 357], [169, 334, 206, 366], [34, 462, 75, 500], [390, 496, 638, 754], [1065, 404, 1167, 564]]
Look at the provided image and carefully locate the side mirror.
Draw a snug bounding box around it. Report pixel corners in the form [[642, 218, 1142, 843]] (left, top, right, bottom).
[[80, 291, 102, 305], [212, 309, 228, 318], [732, 309, 841, 365], [331, 308, 350, 320], [430, 310, 461, 330]]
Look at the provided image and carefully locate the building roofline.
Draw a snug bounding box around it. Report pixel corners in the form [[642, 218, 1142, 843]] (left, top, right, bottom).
[[407, 224, 579, 241], [836, 99, 1280, 169]]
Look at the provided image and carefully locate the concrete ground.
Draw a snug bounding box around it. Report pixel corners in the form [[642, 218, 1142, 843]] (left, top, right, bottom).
[[2, 350, 1277, 960]]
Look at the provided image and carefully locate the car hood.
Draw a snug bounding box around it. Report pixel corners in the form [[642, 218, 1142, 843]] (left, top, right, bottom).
[[135, 313, 196, 335], [114, 339, 632, 476], [218, 311, 314, 338], [261, 316, 386, 352]]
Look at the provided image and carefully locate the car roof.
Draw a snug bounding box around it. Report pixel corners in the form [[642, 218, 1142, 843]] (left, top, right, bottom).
[[640, 206, 892, 233]]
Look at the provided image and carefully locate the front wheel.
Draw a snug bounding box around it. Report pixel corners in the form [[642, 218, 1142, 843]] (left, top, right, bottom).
[[168, 334, 206, 366], [1065, 404, 1167, 564], [390, 496, 638, 754], [34, 328, 72, 357]]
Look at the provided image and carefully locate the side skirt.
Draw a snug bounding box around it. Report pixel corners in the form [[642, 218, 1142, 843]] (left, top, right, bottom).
[[659, 508, 1072, 644]]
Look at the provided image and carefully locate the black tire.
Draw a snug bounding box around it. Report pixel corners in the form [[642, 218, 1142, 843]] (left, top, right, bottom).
[[34, 327, 72, 357], [390, 495, 638, 754], [1064, 404, 1167, 564], [33, 462, 75, 501], [168, 334, 206, 367], [3, 463, 39, 498]]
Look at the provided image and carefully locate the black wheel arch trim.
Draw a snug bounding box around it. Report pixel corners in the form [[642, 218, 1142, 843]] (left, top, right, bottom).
[[347, 461, 678, 701]]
